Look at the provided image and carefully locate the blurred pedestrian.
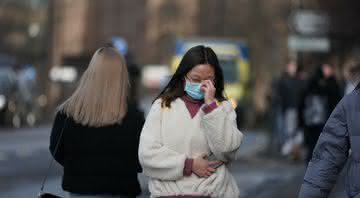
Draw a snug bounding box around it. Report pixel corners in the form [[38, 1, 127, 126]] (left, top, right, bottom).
[[125, 52, 142, 109], [277, 61, 304, 158], [138, 45, 243, 198], [343, 59, 360, 95], [17, 64, 37, 126], [298, 63, 341, 163], [17, 64, 36, 104], [298, 59, 360, 197], [49, 47, 144, 198], [267, 73, 283, 152]]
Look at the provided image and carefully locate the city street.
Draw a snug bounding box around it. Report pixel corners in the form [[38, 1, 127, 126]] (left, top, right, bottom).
[[0, 125, 348, 198], [0, 125, 310, 198], [1, 0, 359, 197]]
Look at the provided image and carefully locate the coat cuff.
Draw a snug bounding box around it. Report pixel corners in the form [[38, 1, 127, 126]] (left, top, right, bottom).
[[183, 158, 193, 176], [202, 102, 218, 114]]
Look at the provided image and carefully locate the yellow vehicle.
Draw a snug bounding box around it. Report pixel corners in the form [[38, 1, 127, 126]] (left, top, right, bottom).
[[171, 38, 251, 126]]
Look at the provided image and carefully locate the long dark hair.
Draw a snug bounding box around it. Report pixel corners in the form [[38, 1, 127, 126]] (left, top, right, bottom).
[[156, 45, 227, 108]]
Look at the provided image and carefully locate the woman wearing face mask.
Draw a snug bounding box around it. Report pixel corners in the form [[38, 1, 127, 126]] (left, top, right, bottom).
[[138, 45, 243, 198]]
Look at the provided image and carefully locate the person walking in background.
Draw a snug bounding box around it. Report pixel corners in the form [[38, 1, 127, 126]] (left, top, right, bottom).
[[138, 45, 243, 198], [125, 52, 142, 106], [298, 59, 360, 198], [49, 47, 144, 198], [277, 61, 304, 158], [343, 59, 360, 95], [298, 63, 341, 163], [267, 73, 284, 153]]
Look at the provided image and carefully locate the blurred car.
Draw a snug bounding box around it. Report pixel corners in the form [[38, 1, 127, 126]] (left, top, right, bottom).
[[141, 64, 171, 90], [0, 67, 18, 127], [0, 64, 47, 128]]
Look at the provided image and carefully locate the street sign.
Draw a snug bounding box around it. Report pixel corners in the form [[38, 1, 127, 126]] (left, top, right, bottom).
[[289, 10, 329, 36], [288, 35, 330, 52]]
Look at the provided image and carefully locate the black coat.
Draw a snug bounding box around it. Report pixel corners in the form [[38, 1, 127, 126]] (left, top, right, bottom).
[[277, 73, 304, 111], [298, 66, 342, 128], [49, 104, 144, 196]]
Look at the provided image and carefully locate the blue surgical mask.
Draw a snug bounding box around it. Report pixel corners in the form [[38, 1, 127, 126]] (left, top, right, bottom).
[[185, 80, 204, 100]]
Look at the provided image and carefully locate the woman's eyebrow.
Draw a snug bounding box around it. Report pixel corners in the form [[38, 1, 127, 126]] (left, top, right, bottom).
[[191, 74, 201, 78]]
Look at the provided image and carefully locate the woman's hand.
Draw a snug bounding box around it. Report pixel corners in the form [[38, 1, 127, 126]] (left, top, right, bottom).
[[201, 80, 216, 105], [192, 154, 223, 177]]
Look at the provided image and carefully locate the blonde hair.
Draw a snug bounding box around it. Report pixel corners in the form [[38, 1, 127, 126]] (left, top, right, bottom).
[[63, 47, 129, 127]]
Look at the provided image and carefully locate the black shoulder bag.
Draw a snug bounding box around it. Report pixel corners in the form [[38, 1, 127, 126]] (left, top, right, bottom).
[[38, 119, 67, 198]]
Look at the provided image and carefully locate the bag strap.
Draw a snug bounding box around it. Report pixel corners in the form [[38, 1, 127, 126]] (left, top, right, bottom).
[[40, 118, 67, 193]]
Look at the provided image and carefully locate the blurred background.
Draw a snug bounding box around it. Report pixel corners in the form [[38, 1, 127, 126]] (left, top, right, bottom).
[[0, 0, 360, 197]]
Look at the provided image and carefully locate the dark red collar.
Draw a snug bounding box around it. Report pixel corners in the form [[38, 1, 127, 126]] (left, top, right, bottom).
[[180, 95, 204, 118], [181, 95, 204, 104]]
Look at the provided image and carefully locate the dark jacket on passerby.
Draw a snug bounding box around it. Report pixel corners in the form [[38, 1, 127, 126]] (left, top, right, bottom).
[[126, 56, 141, 105], [278, 72, 303, 112], [299, 83, 360, 198], [49, 104, 144, 197], [299, 66, 341, 129], [298, 66, 342, 162]]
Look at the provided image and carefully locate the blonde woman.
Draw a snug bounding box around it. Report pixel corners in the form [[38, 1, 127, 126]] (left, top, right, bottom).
[[49, 47, 144, 198]]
